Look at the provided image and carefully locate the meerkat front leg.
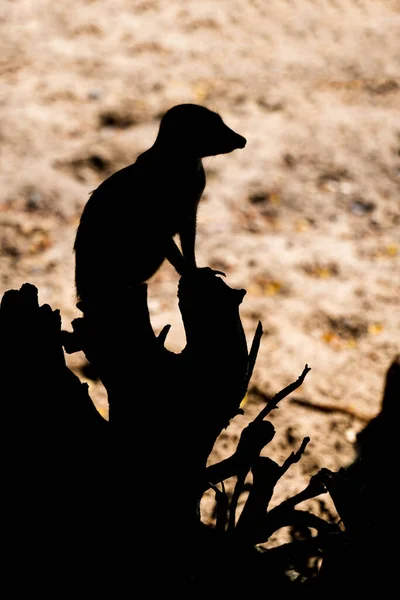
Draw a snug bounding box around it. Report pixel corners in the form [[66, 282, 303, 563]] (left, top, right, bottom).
[[179, 211, 198, 272], [179, 211, 226, 277], [165, 237, 187, 275]]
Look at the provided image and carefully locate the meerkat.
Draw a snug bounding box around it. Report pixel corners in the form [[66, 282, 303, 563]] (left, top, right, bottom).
[[74, 104, 246, 309]]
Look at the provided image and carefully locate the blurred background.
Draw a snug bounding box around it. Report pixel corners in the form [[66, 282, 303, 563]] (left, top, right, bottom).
[[1, 0, 399, 532]]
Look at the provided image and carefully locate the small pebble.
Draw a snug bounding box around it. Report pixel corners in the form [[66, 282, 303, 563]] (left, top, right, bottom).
[[26, 192, 42, 210], [350, 200, 375, 215], [88, 89, 102, 100]]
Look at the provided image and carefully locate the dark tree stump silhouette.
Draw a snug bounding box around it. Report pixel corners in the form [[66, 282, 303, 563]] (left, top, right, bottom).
[[1, 277, 398, 594], [1, 283, 108, 594]]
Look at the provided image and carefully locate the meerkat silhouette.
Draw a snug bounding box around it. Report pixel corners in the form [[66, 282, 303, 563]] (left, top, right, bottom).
[[74, 103, 246, 309]]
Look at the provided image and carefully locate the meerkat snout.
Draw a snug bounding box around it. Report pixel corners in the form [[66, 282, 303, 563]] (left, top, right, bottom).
[[235, 134, 247, 149], [218, 126, 247, 153]]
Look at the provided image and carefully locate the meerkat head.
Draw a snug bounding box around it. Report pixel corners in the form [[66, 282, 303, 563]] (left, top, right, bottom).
[[155, 104, 246, 158]]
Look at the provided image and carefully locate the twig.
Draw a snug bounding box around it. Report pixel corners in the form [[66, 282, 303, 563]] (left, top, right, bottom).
[[157, 324, 171, 346], [254, 364, 311, 422], [226, 369, 311, 532], [209, 481, 229, 532], [257, 509, 336, 546], [274, 470, 329, 513], [281, 436, 310, 475], [245, 321, 263, 387], [228, 470, 247, 532], [203, 420, 275, 494]]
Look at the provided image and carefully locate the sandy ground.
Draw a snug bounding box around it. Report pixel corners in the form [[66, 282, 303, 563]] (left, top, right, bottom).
[[1, 0, 399, 537]]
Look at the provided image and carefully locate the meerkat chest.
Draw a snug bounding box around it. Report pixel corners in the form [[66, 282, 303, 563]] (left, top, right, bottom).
[[164, 160, 206, 218]]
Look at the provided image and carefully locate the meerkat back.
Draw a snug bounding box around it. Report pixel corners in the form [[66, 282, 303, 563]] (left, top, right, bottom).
[[74, 158, 170, 307]]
